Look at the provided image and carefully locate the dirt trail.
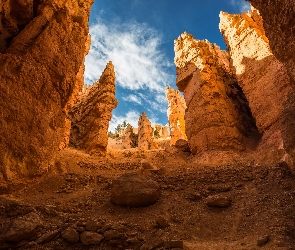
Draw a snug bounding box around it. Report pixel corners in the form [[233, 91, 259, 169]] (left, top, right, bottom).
[[1, 147, 295, 249]]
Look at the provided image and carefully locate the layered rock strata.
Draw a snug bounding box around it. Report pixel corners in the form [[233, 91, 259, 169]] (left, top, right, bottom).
[[165, 86, 187, 145], [174, 32, 257, 154], [0, 0, 93, 181], [219, 10, 293, 157], [138, 112, 153, 150], [69, 62, 118, 156]]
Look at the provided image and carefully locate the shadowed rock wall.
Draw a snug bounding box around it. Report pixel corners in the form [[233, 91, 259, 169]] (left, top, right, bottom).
[[220, 9, 293, 160], [174, 33, 257, 154], [0, 0, 93, 181], [69, 62, 118, 156]]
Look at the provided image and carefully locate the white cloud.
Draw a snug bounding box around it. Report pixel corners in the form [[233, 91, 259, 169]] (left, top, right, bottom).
[[84, 18, 173, 92], [230, 0, 251, 12], [122, 94, 142, 105], [109, 110, 140, 132]]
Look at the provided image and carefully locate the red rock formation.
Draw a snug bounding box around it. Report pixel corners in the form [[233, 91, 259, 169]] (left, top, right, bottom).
[[165, 86, 187, 145], [59, 35, 92, 150], [174, 32, 257, 154], [246, 1, 295, 82], [69, 62, 118, 156], [138, 112, 153, 150], [219, 10, 293, 158], [0, 0, 93, 182], [122, 124, 137, 149]]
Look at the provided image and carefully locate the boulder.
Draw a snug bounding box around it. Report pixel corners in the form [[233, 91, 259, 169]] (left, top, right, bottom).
[[4, 212, 41, 243], [110, 173, 160, 207], [80, 231, 104, 245], [174, 139, 190, 152]]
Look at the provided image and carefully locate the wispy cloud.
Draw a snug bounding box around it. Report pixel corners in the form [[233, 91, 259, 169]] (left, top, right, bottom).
[[122, 94, 142, 105], [84, 18, 173, 92], [230, 0, 251, 12], [109, 110, 140, 132]]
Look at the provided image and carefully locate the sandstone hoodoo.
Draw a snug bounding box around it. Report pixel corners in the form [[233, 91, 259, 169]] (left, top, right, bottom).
[[122, 124, 138, 149], [138, 112, 153, 150], [174, 33, 258, 155], [0, 0, 93, 182], [166, 86, 187, 145], [69, 61, 118, 156], [219, 9, 293, 158]]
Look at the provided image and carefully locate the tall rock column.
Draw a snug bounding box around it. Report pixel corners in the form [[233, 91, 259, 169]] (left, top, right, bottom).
[[219, 10, 293, 154], [0, 0, 93, 182], [174, 32, 257, 154], [165, 86, 187, 145], [69, 62, 118, 156], [138, 112, 153, 150]]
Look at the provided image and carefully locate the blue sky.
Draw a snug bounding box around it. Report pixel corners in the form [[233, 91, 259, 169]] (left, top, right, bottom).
[[84, 0, 250, 132]]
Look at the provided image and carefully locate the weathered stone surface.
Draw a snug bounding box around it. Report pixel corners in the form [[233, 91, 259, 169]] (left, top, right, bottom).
[[138, 112, 153, 150], [174, 32, 257, 154], [206, 196, 231, 208], [4, 212, 41, 243], [0, 0, 93, 181], [122, 124, 137, 149], [220, 9, 293, 162], [69, 62, 118, 156], [174, 139, 190, 152], [61, 228, 79, 244], [166, 86, 187, 145], [110, 173, 160, 207], [246, 1, 295, 82], [80, 231, 104, 245], [35, 230, 60, 244]]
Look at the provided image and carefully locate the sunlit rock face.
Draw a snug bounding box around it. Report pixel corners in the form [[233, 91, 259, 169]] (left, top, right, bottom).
[[246, 1, 295, 82], [69, 62, 118, 156], [138, 112, 153, 150], [220, 9, 294, 161], [166, 86, 187, 145], [0, 0, 93, 181], [174, 33, 256, 154]]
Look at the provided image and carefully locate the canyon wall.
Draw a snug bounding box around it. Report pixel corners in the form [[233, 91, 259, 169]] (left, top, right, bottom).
[[246, 1, 295, 82], [174, 33, 256, 154], [138, 112, 153, 150], [0, 0, 93, 182], [166, 86, 187, 145], [219, 9, 293, 157], [69, 62, 118, 156]]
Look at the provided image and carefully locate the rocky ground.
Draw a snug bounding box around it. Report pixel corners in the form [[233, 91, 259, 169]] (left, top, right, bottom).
[[1, 146, 295, 250]]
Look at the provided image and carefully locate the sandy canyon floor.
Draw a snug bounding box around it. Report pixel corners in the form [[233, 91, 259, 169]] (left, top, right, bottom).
[[1, 144, 295, 250]]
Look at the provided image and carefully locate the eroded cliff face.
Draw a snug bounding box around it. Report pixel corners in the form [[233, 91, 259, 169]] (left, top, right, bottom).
[[174, 33, 257, 154], [0, 0, 93, 182], [69, 62, 118, 156], [219, 9, 293, 158], [138, 112, 153, 150], [165, 86, 187, 145], [246, 1, 295, 82]]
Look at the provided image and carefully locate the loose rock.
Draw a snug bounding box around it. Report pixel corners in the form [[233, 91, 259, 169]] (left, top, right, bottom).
[[80, 231, 104, 245], [206, 196, 231, 208], [61, 228, 79, 244], [110, 173, 160, 207]]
